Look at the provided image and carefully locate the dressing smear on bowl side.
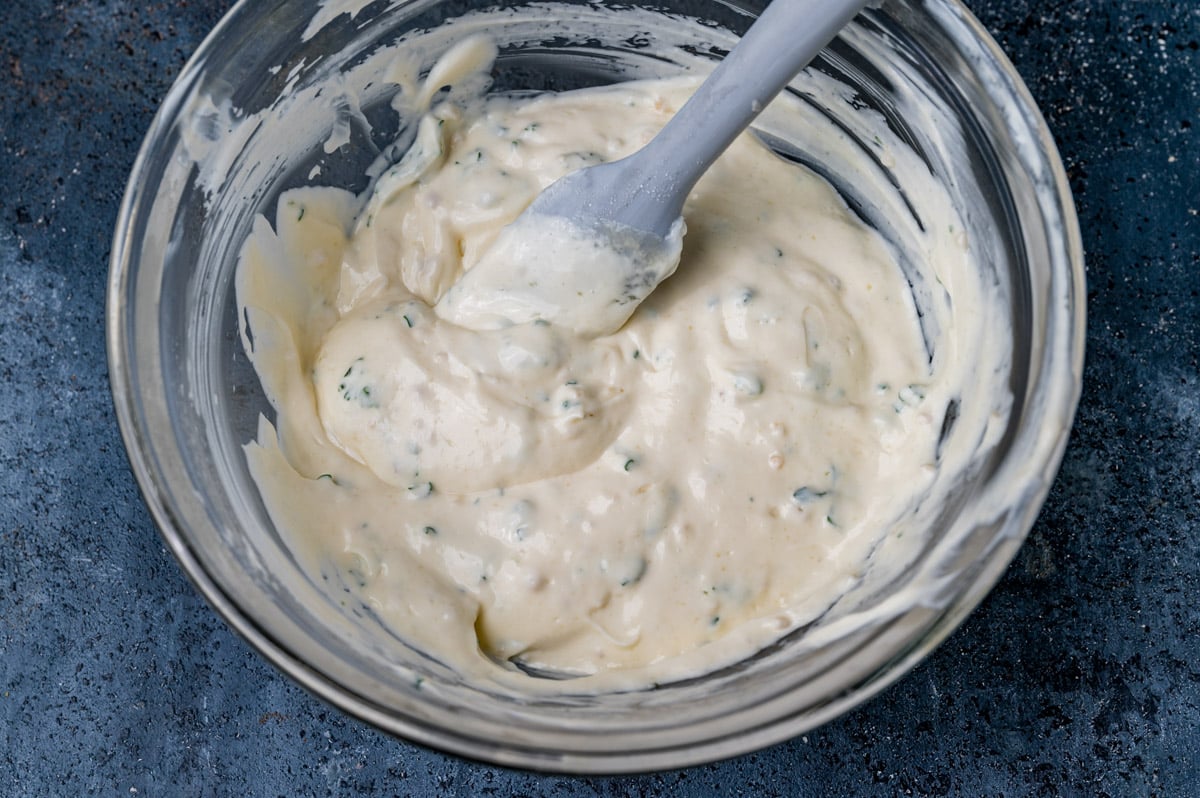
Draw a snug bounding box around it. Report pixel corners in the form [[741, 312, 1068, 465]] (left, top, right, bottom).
[[235, 29, 1008, 689]]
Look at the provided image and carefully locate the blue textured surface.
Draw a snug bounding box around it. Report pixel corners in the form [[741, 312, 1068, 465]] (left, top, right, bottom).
[[2, 0, 1198, 794]]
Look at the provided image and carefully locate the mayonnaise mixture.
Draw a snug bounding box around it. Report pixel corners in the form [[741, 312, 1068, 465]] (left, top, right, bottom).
[[235, 28, 1006, 688]]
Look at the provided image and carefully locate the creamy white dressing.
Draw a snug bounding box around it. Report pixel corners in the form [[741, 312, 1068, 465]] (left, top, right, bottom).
[[235, 25, 1008, 689]]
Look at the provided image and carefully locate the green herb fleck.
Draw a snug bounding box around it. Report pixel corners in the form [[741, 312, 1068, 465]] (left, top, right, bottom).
[[792, 487, 828, 504], [339, 358, 378, 407], [623, 458, 636, 472], [409, 482, 435, 499], [733, 373, 764, 396], [893, 384, 927, 413], [403, 314, 414, 328], [618, 557, 647, 587], [423, 525, 438, 536]]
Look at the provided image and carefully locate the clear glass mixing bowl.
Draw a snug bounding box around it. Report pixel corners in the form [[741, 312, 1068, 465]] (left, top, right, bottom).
[[107, 0, 1085, 773]]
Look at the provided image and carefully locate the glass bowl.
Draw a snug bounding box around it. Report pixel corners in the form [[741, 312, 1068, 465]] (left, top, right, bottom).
[[107, 0, 1085, 773]]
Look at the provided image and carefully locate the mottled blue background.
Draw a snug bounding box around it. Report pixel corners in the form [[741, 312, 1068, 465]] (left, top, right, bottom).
[[2, 1, 1198, 795]]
